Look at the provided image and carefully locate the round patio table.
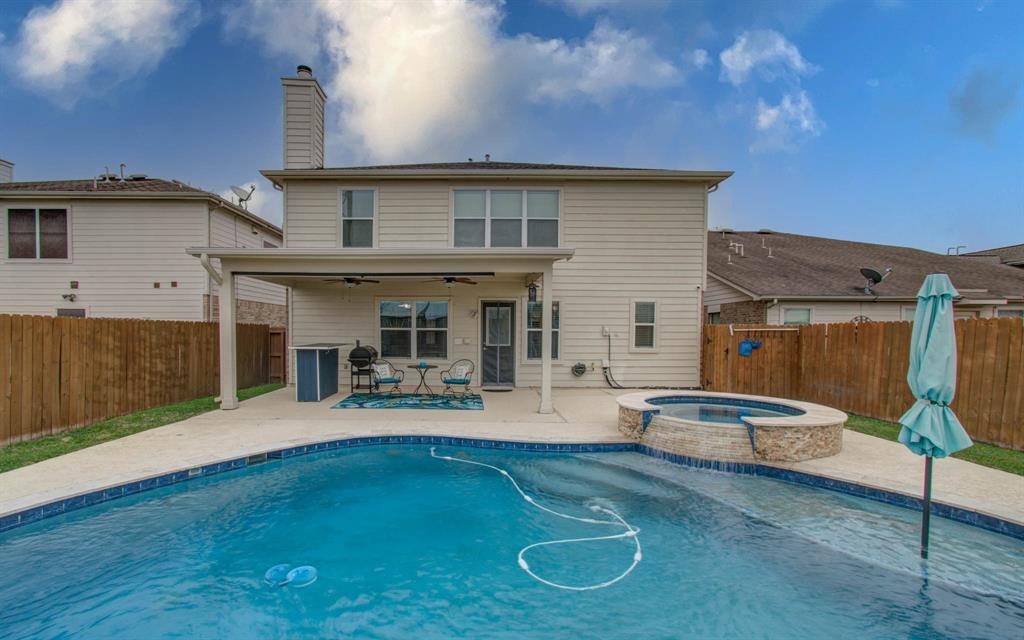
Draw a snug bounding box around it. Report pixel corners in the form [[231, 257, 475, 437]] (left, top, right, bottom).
[[406, 364, 438, 396]]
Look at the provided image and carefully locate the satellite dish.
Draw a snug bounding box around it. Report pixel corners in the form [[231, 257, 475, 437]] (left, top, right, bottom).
[[859, 267, 893, 295], [230, 185, 256, 209]]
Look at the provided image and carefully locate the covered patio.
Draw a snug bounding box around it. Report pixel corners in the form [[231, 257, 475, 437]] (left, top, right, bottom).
[[189, 248, 574, 414]]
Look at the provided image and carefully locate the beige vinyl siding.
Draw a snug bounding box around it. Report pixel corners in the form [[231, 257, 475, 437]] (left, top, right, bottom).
[[208, 207, 286, 306], [0, 199, 207, 319], [286, 179, 708, 388], [283, 81, 324, 170], [704, 275, 752, 311]]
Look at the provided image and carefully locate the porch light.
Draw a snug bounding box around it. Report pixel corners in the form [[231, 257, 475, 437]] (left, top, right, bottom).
[[528, 283, 538, 302]]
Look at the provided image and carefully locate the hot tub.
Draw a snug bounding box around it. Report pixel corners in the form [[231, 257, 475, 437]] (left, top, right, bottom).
[[617, 391, 847, 464]]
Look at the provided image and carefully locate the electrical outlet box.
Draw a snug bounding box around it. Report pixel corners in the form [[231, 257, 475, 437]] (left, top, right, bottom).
[[601, 326, 611, 336], [601, 359, 610, 368]]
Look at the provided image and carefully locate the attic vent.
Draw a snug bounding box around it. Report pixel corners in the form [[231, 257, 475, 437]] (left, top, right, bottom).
[[128, 174, 148, 181]]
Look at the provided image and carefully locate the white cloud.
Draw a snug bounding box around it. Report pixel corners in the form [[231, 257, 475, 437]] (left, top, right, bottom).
[[751, 90, 824, 152], [3, 0, 197, 106], [719, 30, 816, 86], [866, 77, 880, 88], [223, 0, 682, 162], [219, 179, 282, 226], [687, 48, 710, 71], [546, 0, 668, 16]]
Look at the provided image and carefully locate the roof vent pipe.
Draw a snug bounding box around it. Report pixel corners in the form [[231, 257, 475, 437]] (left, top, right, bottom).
[[296, 64, 313, 77], [119, 163, 126, 181], [767, 247, 774, 258]]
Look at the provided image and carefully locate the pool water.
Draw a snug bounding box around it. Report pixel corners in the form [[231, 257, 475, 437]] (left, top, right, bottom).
[[654, 401, 797, 424], [1, 447, 1021, 639]]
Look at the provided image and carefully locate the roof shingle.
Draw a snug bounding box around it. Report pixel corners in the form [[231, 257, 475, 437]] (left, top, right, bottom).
[[708, 230, 1024, 300], [0, 178, 206, 193]]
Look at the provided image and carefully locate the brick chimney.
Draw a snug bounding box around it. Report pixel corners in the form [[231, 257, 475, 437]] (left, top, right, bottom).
[[281, 65, 326, 169], [0, 159, 12, 183]]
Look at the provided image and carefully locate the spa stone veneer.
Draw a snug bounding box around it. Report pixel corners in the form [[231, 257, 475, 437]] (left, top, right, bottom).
[[617, 391, 847, 464]]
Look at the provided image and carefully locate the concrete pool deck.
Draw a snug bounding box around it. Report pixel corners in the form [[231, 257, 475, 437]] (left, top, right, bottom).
[[1, 387, 1022, 528]]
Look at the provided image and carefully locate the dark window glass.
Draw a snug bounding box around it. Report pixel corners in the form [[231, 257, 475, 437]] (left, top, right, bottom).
[[416, 330, 447, 358], [454, 219, 485, 246], [526, 301, 559, 359], [8, 209, 37, 258], [39, 209, 68, 259], [416, 301, 448, 329], [381, 330, 411, 358], [57, 308, 86, 317], [527, 219, 558, 247]]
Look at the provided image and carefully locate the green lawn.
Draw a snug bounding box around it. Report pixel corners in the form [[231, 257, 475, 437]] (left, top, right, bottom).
[[0, 384, 284, 474], [845, 414, 1024, 476]]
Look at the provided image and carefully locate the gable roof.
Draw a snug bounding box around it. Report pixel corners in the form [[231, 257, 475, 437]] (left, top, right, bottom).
[[707, 230, 1024, 301], [0, 177, 281, 235], [962, 243, 1024, 267], [261, 160, 732, 186]]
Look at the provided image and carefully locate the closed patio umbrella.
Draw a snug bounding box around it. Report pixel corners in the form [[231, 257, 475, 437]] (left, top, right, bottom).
[[898, 273, 973, 559]]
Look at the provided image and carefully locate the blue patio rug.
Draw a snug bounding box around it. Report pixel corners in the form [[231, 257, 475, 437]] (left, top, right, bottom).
[[332, 393, 484, 410]]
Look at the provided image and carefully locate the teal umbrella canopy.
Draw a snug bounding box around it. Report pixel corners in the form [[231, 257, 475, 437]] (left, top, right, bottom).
[[898, 274, 973, 458]]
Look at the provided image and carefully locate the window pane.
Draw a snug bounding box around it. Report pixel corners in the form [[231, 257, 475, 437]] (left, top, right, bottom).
[[635, 302, 656, 324], [527, 301, 558, 329], [527, 191, 558, 218], [491, 190, 522, 218], [527, 220, 558, 247], [7, 209, 36, 259], [342, 190, 374, 218], [783, 308, 811, 325], [416, 301, 448, 329], [553, 301, 560, 329], [416, 330, 447, 359], [454, 219, 485, 247], [527, 329, 559, 360], [39, 209, 68, 259], [343, 219, 373, 247], [486, 307, 511, 346], [380, 301, 413, 328], [998, 309, 1024, 318], [634, 325, 655, 348], [454, 190, 485, 217], [57, 308, 86, 317], [491, 219, 522, 247], [552, 330, 559, 359], [381, 330, 411, 358]]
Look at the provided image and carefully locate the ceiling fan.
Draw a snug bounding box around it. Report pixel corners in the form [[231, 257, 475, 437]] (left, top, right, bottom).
[[421, 276, 478, 288], [323, 276, 380, 288]]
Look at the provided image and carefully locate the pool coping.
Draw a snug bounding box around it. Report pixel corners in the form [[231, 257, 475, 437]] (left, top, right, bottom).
[[617, 390, 850, 429], [1, 435, 1021, 541]]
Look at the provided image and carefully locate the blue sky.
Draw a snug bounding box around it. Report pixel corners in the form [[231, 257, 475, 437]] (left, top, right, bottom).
[[0, 0, 1020, 253]]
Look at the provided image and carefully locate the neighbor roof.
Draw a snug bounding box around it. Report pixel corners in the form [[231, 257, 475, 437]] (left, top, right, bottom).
[[0, 177, 281, 234], [261, 161, 732, 186], [962, 243, 1024, 267], [707, 230, 1024, 300]]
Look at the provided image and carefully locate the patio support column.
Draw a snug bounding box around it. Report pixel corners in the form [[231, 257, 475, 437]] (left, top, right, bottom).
[[539, 264, 554, 414], [219, 267, 239, 410]]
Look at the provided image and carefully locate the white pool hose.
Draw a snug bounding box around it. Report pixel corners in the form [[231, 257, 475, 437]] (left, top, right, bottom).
[[429, 447, 642, 591]]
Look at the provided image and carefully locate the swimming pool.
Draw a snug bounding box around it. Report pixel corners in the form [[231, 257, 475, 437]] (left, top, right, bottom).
[[1, 447, 1021, 639]]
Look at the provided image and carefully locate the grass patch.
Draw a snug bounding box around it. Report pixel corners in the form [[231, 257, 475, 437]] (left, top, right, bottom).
[[845, 414, 1024, 476], [0, 384, 283, 474]]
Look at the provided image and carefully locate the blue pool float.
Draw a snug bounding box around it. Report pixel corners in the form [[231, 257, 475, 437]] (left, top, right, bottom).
[[285, 565, 318, 588], [263, 563, 292, 586]]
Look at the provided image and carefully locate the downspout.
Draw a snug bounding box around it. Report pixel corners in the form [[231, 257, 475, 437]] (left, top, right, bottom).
[[200, 253, 223, 286]]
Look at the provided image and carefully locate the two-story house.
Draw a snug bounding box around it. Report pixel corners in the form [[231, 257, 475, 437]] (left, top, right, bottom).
[[0, 171, 286, 325], [190, 66, 730, 413]]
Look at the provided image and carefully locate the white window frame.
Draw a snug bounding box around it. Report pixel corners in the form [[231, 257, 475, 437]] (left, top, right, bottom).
[[630, 299, 658, 352], [338, 187, 378, 248], [4, 204, 73, 262], [524, 297, 561, 362], [450, 187, 561, 248], [781, 306, 813, 325], [377, 297, 451, 361]]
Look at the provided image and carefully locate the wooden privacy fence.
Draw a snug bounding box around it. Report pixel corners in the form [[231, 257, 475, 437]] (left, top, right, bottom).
[[702, 317, 1024, 451], [0, 315, 271, 446]]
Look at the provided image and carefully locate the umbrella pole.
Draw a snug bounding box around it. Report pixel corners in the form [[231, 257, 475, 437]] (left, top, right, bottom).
[[920, 455, 933, 559]]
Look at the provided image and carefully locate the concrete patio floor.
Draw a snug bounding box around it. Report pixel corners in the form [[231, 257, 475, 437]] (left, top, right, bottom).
[[1, 386, 1022, 528]]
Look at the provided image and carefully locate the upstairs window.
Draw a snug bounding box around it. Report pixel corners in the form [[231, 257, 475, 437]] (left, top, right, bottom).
[[453, 189, 559, 248], [7, 208, 69, 259], [341, 189, 374, 247], [632, 301, 656, 349]]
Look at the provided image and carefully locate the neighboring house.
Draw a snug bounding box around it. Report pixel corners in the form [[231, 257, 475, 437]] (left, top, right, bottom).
[[962, 243, 1024, 270], [0, 172, 286, 324], [189, 66, 731, 413], [705, 230, 1024, 325]]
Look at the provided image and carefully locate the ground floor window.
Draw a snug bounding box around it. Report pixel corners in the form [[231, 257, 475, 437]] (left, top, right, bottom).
[[997, 309, 1023, 318], [783, 307, 812, 325], [526, 300, 559, 359], [632, 301, 656, 349], [56, 308, 85, 317], [379, 300, 448, 359], [707, 311, 721, 324]]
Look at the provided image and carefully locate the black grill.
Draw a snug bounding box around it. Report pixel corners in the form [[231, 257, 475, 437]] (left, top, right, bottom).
[[347, 342, 378, 392]]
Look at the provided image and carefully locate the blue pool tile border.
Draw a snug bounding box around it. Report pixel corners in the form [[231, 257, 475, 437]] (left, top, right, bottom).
[[1, 437, 1020, 542]]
